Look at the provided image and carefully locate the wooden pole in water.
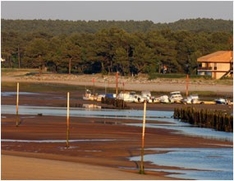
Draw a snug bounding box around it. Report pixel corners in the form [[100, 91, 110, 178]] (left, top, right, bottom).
[[140, 100, 147, 174], [16, 82, 19, 127], [66, 92, 70, 148]]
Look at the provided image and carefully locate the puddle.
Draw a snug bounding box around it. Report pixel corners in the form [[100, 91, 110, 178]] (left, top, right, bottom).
[[1, 105, 172, 120], [20, 116, 36, 118], [1, 92, 41, 96], [129, 147, 233, 180], [126, 122, 233, 142]]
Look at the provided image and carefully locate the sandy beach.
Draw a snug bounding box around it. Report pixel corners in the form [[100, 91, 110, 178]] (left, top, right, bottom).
[[1, 72, 233, 94], [1, 72, 233, 180], [2, 154, 162, 180]]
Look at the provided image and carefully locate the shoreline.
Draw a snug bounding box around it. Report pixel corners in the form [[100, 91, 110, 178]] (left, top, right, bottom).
[[1, 73, 233, 94], [1, 73, 233, 180]]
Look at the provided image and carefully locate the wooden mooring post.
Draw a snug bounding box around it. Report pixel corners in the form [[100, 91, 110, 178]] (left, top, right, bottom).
[[66, 92, 70, 148], [16, 82, 20, 127], [139, 100, 147, 174]]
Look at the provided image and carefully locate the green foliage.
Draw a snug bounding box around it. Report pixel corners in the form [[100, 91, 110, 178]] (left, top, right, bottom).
[[2, 18, 232, 35], [154, 18, 233, 32], [1, 18, 233, 77]]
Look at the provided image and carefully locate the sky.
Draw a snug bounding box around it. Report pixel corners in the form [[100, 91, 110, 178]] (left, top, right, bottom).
[[1, 1, 233, 23]]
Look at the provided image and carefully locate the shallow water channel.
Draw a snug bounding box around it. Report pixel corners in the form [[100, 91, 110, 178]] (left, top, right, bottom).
[[1, 104, 233, 180]]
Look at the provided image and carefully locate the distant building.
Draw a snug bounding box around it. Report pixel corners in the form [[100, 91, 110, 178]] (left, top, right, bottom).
[[197, 51, 233, 79]]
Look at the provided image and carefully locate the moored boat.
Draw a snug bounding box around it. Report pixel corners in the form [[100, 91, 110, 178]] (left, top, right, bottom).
[[83, 89, 97, 101]]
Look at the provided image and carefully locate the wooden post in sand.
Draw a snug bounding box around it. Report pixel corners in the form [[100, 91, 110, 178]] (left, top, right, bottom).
[[140, 100, 147, 174], [66, 92, 70, 148], [16, 82, 19, 127]]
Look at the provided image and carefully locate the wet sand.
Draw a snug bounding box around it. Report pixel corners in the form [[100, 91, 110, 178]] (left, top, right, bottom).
[[1, 73, 233, 180], [2, 113, 233, 180]]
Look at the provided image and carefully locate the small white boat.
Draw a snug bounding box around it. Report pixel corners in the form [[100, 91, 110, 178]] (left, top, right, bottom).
[[141, 91, 156, 103], [182, 95, 200, 104], [169, 91, 183, 103], [83, 89, 97, 101], [133, 94, 144, 103], [215, 98, 228, 105], [96, 94, 106, 102], [159, 95, 170, 103], [116, 91, 136, 102]]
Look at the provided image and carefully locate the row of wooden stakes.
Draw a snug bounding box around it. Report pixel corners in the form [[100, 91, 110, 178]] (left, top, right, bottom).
[[173, 107, 233, 132]]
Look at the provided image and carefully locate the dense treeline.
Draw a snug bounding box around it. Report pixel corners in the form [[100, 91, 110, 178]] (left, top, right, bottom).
[[1, 18, 233, 76], [2, 18, 233, 35]]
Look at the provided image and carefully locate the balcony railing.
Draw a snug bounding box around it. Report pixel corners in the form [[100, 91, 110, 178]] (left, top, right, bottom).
[[197, 67, 212, 71]]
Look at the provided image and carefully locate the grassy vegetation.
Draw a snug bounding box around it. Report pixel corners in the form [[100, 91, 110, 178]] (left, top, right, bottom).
[[1, 82, 116, 94], [1, 82, 82, 93], [1, 81, 232, 101]]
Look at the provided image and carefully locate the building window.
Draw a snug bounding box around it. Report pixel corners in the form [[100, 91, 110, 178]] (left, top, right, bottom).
[[214, 63, 217, 70]]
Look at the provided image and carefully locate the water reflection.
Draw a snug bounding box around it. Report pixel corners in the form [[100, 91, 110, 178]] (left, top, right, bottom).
[[1, 92, 41, 96], [126, 122, 233, 142], [1, 105, 172, 120], [2, 105, 232, 142]]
